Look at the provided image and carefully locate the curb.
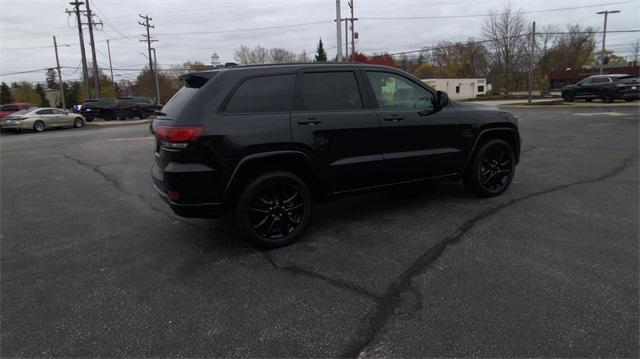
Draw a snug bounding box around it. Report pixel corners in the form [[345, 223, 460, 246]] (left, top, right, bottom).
[[86, 118, 151, 127]]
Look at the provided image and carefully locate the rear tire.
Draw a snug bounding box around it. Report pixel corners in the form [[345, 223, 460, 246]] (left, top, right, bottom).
[[562, 93, 574, 102], [33, 121, 45, 133], [464, 139, 516, 197], [585, 98, 593, 102], [235, 171, 312, 248]]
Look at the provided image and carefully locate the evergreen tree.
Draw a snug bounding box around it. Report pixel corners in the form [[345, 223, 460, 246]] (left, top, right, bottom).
[[34, 84, 50, 107], [314, 38, 328, 62], [0, 82, 12, 104]]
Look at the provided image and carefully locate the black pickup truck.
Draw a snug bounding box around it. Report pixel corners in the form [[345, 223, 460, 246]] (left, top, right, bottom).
[[79, 97, 162, 121], [78, 98, 116, 121], [114, 96, 162, 120]]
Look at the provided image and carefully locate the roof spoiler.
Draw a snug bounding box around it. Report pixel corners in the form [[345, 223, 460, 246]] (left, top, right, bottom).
[[178, 71, 218, 88]]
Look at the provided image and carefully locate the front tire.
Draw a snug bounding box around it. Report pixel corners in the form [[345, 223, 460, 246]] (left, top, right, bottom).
[[562, 93, 574, 102], [33, 121, 45, 133], [464, 139, 516, 197], [73, 118, 84, 128], [235, 171, 312, 248]]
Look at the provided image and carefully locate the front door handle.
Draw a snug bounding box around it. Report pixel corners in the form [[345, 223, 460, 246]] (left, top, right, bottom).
[[384, 115, 404, 122]]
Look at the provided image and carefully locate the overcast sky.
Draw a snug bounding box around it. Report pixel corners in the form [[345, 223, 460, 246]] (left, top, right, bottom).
[[1, 0, 638, 84]]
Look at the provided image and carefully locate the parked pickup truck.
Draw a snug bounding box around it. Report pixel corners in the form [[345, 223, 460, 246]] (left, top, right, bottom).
[[114, 96, 162, 120]]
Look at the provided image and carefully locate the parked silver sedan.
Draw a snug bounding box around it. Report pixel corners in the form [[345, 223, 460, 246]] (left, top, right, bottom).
[[1, 107, 86, 132]]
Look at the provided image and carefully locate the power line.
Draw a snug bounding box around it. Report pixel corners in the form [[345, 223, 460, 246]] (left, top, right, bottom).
[[358, 1, 636, 20]]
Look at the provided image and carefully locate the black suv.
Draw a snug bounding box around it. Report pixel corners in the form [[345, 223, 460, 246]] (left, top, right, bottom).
[[152, 63, 520, 247], [79, 98, 117, 121], [561, 74, 639, 102], [114, 96, 161, 120]]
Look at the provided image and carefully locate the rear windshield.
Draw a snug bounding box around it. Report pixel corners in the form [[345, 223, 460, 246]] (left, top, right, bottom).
[[617, 76, 639, 84], [160, 87, 198, 116], [9, 109, 36, 116]]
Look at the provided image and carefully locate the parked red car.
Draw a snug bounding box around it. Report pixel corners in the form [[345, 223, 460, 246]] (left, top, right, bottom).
[[0, 103, 37, 122]]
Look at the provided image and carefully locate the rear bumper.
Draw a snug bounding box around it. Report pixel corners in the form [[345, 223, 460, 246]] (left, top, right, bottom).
[[152, 161, 228, 218], [153, 183, 225, 218]]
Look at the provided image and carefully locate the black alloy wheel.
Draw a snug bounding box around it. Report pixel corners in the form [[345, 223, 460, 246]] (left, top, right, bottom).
[[236, 171, 312, 248], [464, 139, 515, 197]]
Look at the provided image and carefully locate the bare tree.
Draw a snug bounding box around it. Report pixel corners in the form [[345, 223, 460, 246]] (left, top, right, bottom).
[[234, 45, 269, 64], [269, 48, 296, 63], [482, 4, 528, 93], [298, 50, 310, 63]]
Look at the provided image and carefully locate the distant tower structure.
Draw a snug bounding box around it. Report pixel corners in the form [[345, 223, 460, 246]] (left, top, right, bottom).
[[211, 53, 221, 68]]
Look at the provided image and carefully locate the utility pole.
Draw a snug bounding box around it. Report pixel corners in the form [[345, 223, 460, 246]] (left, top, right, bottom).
[[138, 14, 156, 73], [84, 0, 101, 98], [344, 19, 349, 60], [53, 36, 66, 109], [151, 48, 160, 104], [528, 21, 535, 104], [106, 39, 115, 95], [597, 10, 621, 74], [349, 0, 355, 55], [66, 1, 90, 99], [335, 0, 343, 62]]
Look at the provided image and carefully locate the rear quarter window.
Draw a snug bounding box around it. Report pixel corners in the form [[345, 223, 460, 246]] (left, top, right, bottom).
[[224, 74, 295, 114]]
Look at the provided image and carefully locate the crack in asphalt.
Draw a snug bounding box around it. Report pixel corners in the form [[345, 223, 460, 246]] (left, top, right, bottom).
[[342, 153, 637, 358], [263, 252, 381, 301], [62, 153, 207, 232]]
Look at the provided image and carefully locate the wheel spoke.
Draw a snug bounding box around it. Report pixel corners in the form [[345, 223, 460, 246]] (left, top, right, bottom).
[[257, 196, 272, 206], [253, 215, 270, 229], [266, 217, 277, 235], [250, 207, 270, 214], [283, 192, 299, 204], [285, 203, 304, 212]]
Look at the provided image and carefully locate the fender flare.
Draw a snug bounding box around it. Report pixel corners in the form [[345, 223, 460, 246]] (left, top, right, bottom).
[[223, 150, 314, 200]]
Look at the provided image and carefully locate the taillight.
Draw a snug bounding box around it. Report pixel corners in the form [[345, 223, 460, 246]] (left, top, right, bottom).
[[155, 126, 203, 150]]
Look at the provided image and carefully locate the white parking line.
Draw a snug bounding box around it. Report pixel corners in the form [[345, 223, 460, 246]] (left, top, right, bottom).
[[572, 112, 630, 117], [107, 136, 154, 142]]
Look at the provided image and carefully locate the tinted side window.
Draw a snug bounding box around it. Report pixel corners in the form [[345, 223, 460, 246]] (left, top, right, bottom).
[[36, 109, 53, 115], [366, 71, 435, 110], [301, 72, 363, 111], [225, 74, 295, 113], [591, 77, 610, 84]]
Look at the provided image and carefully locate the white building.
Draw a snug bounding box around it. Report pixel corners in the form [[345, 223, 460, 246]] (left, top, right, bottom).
[[421, 78, 487, 100]]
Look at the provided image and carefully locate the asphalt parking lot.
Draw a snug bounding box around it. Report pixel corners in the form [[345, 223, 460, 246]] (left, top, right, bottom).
[[1, 106, 638, 357]]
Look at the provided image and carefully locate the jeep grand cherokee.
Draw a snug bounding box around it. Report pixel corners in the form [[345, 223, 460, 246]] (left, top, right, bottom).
[[152, 63, 520, 247]]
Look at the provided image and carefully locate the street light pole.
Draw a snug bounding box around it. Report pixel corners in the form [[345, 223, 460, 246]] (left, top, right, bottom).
[[53, 36, 66, 109], [596, 10, 620, 74]]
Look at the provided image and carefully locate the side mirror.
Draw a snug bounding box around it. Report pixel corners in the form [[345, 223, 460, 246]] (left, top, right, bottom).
[[437, 90, 449, 108], [64, 110, 69, 115]]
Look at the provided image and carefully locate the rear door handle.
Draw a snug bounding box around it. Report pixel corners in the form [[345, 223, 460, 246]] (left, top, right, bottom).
[[383, 115, 404, 122], [297, 118, 322, 125]]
